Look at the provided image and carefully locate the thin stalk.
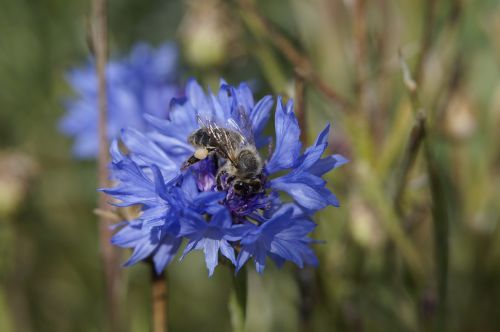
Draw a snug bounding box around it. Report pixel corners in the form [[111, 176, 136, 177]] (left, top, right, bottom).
[[294, 70, 307, 143], [294, 71, 316, 332], [229, 268, 248, 332], [296, 267, 316, 332], [410, 2, 451, 328], [422, 7, 463, 327], [352, 0, 368, 112], [238, 0, 352, 109], [393, 111, 426, 218], [151, 265, 168, 332], [400, 47, 450, 332], [91, 0, 121, 330], [414, 0, 437, 86], [425, 141, 449, 332]]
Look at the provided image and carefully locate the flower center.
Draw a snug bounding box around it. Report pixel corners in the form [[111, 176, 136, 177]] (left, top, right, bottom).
[[191, 156, 272, 220]]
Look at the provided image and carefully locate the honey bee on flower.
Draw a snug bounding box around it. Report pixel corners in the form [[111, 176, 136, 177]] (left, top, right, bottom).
[[103, 79, 347, 275]]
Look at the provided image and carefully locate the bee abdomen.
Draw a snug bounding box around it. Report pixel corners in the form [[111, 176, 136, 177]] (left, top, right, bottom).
[[236, 149, 261, 178], [188, 128, 215, 147]]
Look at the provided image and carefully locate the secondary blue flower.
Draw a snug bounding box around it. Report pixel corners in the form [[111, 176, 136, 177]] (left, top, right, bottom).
[[104, 79, 347, 275], [60, 42, 180, 159]]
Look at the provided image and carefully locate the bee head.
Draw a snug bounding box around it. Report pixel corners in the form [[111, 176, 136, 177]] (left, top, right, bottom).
[[233, 178, 263, 196]]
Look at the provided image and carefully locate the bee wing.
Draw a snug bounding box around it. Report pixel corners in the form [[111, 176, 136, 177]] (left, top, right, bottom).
[[195, 114, 241, 164], [195, 114, 211, 132], [226, 106, 256, 146]]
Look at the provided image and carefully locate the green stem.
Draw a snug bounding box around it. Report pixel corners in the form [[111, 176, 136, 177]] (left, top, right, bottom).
[[151, 263, 168, 332], [229, 268, 248, 332], [425, 140, 450, 332]]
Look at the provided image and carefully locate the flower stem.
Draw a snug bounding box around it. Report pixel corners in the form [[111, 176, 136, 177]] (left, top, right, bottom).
[[294, 70, 307, 144], [294, 70, 316, 332], [229, 268, 247, 332], [91, 0, 122, 331], [151, 265, 168, 332]]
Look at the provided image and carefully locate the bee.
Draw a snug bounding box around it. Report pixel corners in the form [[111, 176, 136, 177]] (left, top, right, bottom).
[[182, 113, 264, 196]]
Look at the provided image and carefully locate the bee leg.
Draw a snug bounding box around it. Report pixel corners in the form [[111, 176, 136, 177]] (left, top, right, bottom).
[[181, 147, 214, 170], [181, 155, 201, 170], [212, 153, 220, 168], [216, 166, 235, 191], [216, 168, 226, 190]]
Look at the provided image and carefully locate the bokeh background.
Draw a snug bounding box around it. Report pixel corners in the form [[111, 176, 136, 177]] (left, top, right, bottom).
[[1, 0, 500, 331]]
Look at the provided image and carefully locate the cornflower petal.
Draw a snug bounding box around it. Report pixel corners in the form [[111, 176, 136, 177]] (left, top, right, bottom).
[[265, 97, 302, 174], [249, 95, 273, 139], [152, 235, 183, 274], [180, 209, 236, 276], [236, 206, 318, 274], [270, 172, 339, 211], [121, 128, 177, 175]]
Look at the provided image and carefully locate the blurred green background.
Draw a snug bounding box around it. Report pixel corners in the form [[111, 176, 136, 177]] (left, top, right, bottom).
[[1, 0, 500, 331]]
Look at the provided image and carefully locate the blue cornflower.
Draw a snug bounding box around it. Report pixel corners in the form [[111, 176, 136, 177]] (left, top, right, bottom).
[[60, 42, 180, 158], [104, 79, 347, 275]]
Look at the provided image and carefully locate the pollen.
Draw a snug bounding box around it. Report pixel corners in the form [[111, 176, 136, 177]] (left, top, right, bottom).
[[194, 148, 209, 160]]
